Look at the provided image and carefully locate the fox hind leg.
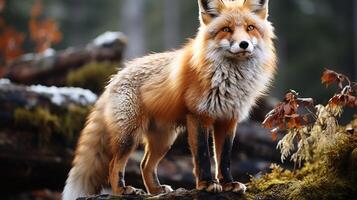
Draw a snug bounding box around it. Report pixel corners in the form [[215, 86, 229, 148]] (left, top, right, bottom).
[[213, 119, 246, 193], [109, 131, 145, 195], [141, 124, 177, 194]]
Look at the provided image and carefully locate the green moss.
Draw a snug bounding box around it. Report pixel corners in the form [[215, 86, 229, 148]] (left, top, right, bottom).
[[15, 108, 61, 147], [249, 164, 296, 193], [60, 105, 92, 146], [14, 106, 91, 148], [66, 61, 118, 94], [288, 176, 353, 200], [249, 183, 291, 200], [249, 132, 357, 200]]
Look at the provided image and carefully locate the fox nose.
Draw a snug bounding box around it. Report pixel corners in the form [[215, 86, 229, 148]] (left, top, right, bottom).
[[239, 41, 249, 49]]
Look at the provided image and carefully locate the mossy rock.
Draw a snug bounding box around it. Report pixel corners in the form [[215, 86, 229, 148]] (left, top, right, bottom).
[[60, 105, 92, 146], [249, 133, 357, 200], [13, 105, 91, 148], [15, 107, 61, 147], [66, 61, 118, 94], [350, 148, 357, 185]]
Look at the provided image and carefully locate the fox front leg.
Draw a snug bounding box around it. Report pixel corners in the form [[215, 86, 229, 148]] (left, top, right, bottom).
[[187, 115, 222, 192], [214, 119, 246, 193]]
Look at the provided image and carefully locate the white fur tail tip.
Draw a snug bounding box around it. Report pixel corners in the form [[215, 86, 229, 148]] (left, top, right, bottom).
[[62, 167, 93, 200]]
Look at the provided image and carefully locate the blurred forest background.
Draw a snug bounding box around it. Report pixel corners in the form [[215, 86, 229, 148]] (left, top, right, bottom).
[[0, 0, 356, 199], [4, 0, 356, 100]]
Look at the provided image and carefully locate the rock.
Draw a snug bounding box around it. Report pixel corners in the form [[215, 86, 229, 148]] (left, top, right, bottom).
[[0, 80, 94, 194], [78, 189, 246, 200], [0, 78, 96, 113]]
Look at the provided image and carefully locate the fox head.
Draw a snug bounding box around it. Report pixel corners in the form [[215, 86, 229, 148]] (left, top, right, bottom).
[[195, 0, 275, 62]]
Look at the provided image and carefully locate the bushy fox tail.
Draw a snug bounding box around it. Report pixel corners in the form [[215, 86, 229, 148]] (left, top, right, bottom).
[[62, 107, 111, 200]]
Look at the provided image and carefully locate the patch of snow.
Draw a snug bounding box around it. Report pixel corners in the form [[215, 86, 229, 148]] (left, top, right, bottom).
[[21, 53, 36, 61], [18, 48, 55, 61], [93, 31, 126, 46], [0, 79, 11, 85], [29, 85, 97, 106], [42, 48, 56, 57]]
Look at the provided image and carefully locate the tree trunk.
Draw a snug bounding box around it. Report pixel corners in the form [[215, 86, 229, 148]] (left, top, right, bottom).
[[67, 0, 86, 46], [163, 0, 180, 50], [120, 0, 146, 59]]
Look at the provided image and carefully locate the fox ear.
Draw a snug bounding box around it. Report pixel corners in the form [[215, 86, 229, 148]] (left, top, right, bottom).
[[243, 0, 269, 19], [198, 0, 225, 25]]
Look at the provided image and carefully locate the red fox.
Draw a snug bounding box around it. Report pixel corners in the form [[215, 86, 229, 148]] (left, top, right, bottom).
[[63, 0, 276, 199]]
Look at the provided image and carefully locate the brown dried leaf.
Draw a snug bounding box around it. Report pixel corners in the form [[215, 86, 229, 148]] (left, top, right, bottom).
[[329, 95, 340, 108], [303, 115, 309, 123], [328, 93, 356, 108], [263, 102, 284, 129], [0, 27, 25, 61], [286, 114, 302, 129], [291, 101, 298, 112], [29, 0, 62, 53], [284, 92, 296, 102], [29, 18, 62, 52], [321, 69, 347, 89], [271, 128, 278, 141], [345, 94, 357, 108], [283, 103, 292, 115], [262, 115, 275, 129]]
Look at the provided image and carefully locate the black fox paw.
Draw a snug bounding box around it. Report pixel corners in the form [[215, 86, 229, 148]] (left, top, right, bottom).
[[150, 185, 173, 195], [197, 181, 222, 193], [119, 186, 146, 195], [222, 181, 246, 193]]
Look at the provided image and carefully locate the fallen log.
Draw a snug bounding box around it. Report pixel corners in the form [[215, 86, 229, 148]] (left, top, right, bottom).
[[4, 32, 126, 86]]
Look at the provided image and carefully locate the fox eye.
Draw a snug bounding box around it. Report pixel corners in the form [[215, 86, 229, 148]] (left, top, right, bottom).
[[222, 27, 232, 33], [247, 25, 255, 31]]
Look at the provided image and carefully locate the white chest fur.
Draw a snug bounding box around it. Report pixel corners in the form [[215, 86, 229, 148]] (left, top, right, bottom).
[[197, 59, 270, 121]]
